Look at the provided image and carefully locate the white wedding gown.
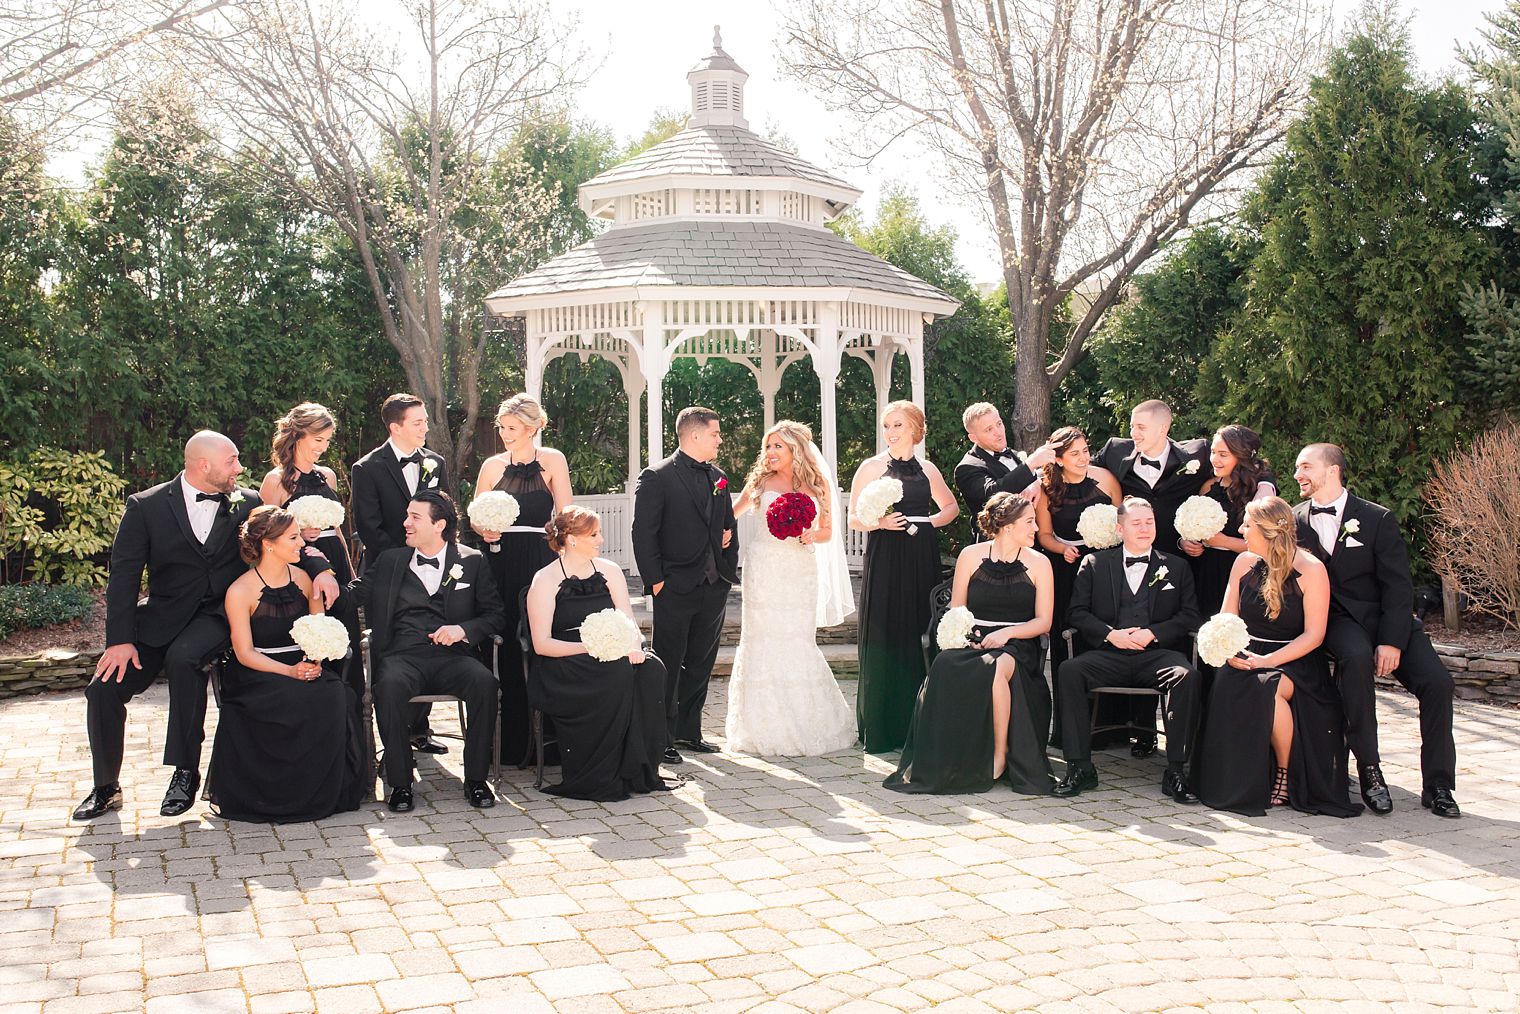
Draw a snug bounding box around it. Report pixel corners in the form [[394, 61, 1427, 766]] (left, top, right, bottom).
[[725, 492, 857, 756]]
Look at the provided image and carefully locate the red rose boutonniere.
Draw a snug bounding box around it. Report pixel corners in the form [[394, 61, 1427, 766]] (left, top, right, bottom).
[[713, 476, 728, 496]]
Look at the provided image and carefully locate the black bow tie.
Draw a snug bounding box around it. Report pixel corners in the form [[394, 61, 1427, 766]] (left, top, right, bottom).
[[399, 452, 423, 467], [1125, 555, 1150, 568], [414, 554, 440, 569], [195, 491, 227, 504], [1138, 456, 1161, 470], [1310, 505, 1337, 516], [685, 456, 715, 474]]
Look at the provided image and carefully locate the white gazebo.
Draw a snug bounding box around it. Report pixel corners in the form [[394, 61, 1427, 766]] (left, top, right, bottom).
[[484, 29, 958, 565]]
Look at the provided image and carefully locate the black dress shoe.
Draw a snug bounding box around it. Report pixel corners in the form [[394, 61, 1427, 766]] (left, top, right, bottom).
[[388, 785, 414, 812], [160, 768, 200, 817], [465, 780, 496, 808], [1130, 736, 1158, 759], [1053, 763, 1099, 798], [663, 747, 685, 765], [675, 738, 720, 754], [1422, 787, 1461, 818], [1359, 763, 1393, 815], [72, 784, 123, 820], [411, 735, 449, 755], [1162, 768, 1199, 804]]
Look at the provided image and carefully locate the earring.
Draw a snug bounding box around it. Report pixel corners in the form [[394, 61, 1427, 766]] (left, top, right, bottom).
[[568, 537, 576, 549]]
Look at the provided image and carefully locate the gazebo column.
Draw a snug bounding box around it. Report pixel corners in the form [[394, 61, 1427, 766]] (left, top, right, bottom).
[[813, 304, 843, 472], [909, 314, 927, 456], [622, 366, 645, 491], [869, 343, 895, 454], [524, 317, 545, 402], [642, 300, 668, 461], [757, 329, 780, 432]]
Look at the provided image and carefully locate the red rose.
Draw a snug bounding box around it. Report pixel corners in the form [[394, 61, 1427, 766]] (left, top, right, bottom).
[[766, 492, 818, 540], [714, 476, 728, 494]]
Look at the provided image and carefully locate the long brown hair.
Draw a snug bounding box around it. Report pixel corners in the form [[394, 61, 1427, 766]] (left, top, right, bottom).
[[271, 402, 336, 499], [1039, 426, 1088, 512], [1245, 496, 1298, 620], [1216, 424, 1270, 514]]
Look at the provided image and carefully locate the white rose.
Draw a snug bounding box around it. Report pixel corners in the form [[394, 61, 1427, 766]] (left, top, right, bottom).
[[422, 457, 437, 474], [287, 495, 345, 531], [1196, 612, 1251, 667], [289, 614, 349, 662], [579, 608, 643, 662], [1175, 495, 1227, 542], [1183, 460, 1200, 474], [936, 606, 976, 650], [856, 476, 905, 526], [467, 491, 521, 531], [1343, 519, 1360, 534], [1076, 503, 1121, 549], [448, 564, 464, 581]]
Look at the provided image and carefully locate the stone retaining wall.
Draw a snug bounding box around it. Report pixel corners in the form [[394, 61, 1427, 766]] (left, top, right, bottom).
[[2, 640, 1517, 704]]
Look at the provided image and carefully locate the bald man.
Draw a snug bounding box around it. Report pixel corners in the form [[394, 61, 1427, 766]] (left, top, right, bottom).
[[74, 432, 338, 820]]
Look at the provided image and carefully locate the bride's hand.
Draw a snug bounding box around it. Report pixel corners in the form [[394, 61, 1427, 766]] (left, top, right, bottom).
[[798, 529, 814, 545]]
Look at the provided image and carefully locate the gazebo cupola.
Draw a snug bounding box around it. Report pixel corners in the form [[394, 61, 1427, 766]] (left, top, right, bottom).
[[485, 28, 959, 507]]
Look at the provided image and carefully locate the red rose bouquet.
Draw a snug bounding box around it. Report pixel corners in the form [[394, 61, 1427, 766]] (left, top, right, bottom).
[[766, 492, 817, 542]]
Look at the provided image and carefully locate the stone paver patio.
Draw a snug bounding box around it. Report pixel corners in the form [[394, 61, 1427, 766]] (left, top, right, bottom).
[[3, 681, 1519, 1013]]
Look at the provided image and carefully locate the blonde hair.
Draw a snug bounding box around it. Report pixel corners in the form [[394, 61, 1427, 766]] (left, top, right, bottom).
[[743, 421, 831, 523], [271, 402, 336, 498], [496, 393, 548, 434], [961, 402, 997, 431], [1245, 496, 1299, 621], [882, 400, 926, 443]]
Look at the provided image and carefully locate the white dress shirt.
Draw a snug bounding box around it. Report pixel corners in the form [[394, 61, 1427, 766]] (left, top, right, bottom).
[[1123, 548, 1152, 594], [1308, 489, 1349, 556], [410, 548, 446, 596], [390, 438, 421, 495], [1131, 445, 1170, 488], [180, 475, 221, 544]]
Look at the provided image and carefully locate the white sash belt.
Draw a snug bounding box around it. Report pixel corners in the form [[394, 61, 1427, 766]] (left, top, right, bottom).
[[1055, 534, 1084, 548], [256, 644, 302, 656], [313, 528, 339, 539], [502, 525, 546, 535]]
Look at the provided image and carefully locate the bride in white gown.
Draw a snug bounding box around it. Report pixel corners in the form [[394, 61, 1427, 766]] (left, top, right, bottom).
[[726, 421, 857, 756]]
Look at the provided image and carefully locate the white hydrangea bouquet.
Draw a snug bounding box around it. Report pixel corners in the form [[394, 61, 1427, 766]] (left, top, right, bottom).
[[856, 476, 907, 531], [579, 608, 643, 662], [289, 614, 350, 662], [467, 491, 522, 552], [1196, 612, 1251, 667], [1175, 495, 1228, 543], [287, 495, 345, 532], [1076, 503, 1121, 549], [936, 606, 976, 650]]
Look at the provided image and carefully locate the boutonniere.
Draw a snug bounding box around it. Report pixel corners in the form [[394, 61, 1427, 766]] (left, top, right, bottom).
[[713, 476, 728, 496], [442, 562, 464, 589], [1149, 566, 1169, 587], [226, 490, 247, 514], [421, 458, 437, 476], [1338, 519, 1360, 542], [1182, 460, 1200, 475]]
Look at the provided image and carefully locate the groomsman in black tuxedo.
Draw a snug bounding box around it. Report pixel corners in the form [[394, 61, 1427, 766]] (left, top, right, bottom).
[[632, 406, 739, 763], [350, 392, 452, 754], [953, 403, 1055, 536], [348, 490, 504, 811], [1094, 399, 1209, 754], [75, 431, 339, 819], [1292, 443, 1459, 818], [1053, 497, 1203, 803]]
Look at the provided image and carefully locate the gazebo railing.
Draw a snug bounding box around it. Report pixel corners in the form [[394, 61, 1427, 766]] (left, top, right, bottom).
[[575, 490, 866, 577]]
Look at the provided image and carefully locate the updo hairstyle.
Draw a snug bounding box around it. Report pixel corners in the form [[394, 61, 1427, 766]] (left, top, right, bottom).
[[239, 505, 297, 565], [977, 491, 1034, 539], [545, 505, 600, 554]]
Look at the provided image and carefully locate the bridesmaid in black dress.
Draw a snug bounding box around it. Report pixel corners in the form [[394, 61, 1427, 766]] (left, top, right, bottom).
[[258, 402, 362, 696], [1034, 426, 1121, 745], [886, 494, 1055, 794], [1194, 497, 1361, 818], [470, 394, 573, 766], [1178, 424, 1276, 615], [849, 401, 960, 753], [524, 506, 671, 801], [210, 507, 363, 823]]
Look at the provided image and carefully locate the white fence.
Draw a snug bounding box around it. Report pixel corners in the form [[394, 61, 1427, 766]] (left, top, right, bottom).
[[577, 491, 866, 577]]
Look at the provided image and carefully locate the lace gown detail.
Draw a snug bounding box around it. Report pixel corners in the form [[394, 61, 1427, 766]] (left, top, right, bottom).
[[1194, 561, 1361, 817], [885, 557, 1051, 795], [726, 492, 856, 756], [488, 457, 558, 764]]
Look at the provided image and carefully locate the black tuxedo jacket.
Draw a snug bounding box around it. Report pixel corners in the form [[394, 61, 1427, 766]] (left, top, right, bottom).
[[347, 543, 504, 657], [1096, 436, 1210, 551], [953, 445, 1037, 523], [104, 477, 262, 648], [1068, 546, 1202, 653], [349, 443, 452, 565], [631, 451, 740, 595], [1293, 493, 1414, 650]]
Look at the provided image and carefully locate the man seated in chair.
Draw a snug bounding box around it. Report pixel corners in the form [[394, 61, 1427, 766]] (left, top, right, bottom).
[[1054, 496, 1203, 803], [348, 490, 503, 812]]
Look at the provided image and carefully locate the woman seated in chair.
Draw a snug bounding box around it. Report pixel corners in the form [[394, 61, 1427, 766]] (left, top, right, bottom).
[[209, 506, 364, 823], [1193, 497, 1360, 817], [885, 493, 1054, 795], [525, 506, 675, 801]]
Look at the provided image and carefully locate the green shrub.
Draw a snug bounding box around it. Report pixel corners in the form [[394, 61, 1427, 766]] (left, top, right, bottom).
[[0, 583, 95, 641], [0, 448, 127, 586]]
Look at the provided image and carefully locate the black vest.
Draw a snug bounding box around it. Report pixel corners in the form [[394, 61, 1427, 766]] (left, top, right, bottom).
[[1116, 575, 1153, 629], [392, 569, 449, 653]]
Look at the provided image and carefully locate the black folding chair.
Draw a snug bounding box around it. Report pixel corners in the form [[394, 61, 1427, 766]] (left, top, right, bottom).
[[516, 587, 559, 790], [1060, 628, 1198, 748], [920, 577, 956, 670]]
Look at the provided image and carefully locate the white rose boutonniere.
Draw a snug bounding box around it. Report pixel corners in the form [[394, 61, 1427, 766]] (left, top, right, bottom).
[[1149, 566, 1169, 587], [448, 563, 464, 583], [422, 457, 437, 475], [1339, 519, 1360, 542], [226, 490, 247, 514], [1182, 460, 1201, 475]]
